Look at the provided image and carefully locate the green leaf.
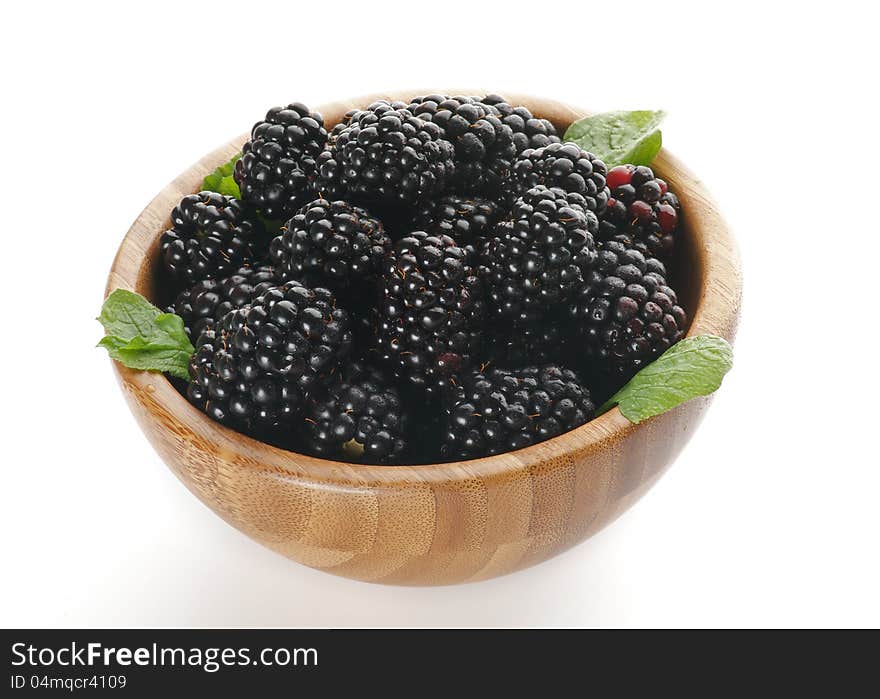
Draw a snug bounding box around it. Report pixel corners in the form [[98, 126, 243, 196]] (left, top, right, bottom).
[[97, 289, 194, 380], [564, 110, 666, 168], [203, 153, 242, 198], [101, 345, 193, 380], [599, 335, 734, 424]]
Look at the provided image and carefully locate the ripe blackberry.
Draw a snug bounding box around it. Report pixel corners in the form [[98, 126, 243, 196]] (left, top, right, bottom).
[[568, 239, 687, 376], [600, 165, 681, 259], [441, 365, 595, 459], [170, 264, 277, 340], [302, 361, 407, 463], [407, 94, 515, 194], [234, 103, 327, 220], [410, 194, 500, 246], [315, 101, 455, 207], [479, 94, 561, 152], [375, 231, 485, 392], [269, 198, 390, 290], [187, 328, 305, 439], [187, 282, 352, 437], [480, 186, 598, 323], [159, 191, 261, 286], [504, 142, 609, 212]]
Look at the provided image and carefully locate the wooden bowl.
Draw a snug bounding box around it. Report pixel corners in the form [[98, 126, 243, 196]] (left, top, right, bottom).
[[106, 91, 741, 586]]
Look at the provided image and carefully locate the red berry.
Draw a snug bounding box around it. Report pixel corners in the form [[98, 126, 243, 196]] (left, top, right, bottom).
[[629, 200, 653, 220], [658, 204, 678, 232], [656, 178, 668, 195], [437, 352, 463, 373], [606, 165, 634, 190]]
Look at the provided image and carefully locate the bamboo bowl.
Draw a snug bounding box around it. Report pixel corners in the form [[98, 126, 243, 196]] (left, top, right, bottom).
[[106, 91, 741, 586]]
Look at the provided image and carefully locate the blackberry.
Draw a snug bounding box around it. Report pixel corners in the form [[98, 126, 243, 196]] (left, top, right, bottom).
[[568, 239, 687, 376], [302, 361, 407, 463], [479, 94, 561, 152], [269, 198, 390, 290], [187, 328, 305, 440], [600, 164, 681, 259], [159, 191, 261, 286], [170, 264, 277, 340], [441, 365, 595, 459], [234, 103, 327, 221], [407, 94, 515, 194], [410, 194, 500, 246], [375, 231, 484, 392], [503, 142, 609, 212], [480, 186, 598, 323], [314, 101, 455, 207], [187, 282, 352, 437]]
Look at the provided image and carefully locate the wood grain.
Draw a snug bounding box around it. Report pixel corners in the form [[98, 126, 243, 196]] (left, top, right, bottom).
[[106, 90, 742, 585]]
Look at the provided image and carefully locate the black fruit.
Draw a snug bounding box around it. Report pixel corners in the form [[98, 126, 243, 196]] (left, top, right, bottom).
[[159, 191, 261, 286], [234, 103, 327, 220], [270, 198, 391, 290], [407, 94, 515, 194], [479, 94, 561, 152], [504, 142, 609, 212], [315, 101, 455, 207], [410, 194, 500, 246], [480, 185, 598, 323], [601, 164, 681, 259], [302, 361, 407, 463], [187, 282, 352, 437], [441, 365, 595, 459], [187, 328, 306, 440], [170, 264, 277, 340], [568, 239, 687, 376], [375, 231, 484, 392]]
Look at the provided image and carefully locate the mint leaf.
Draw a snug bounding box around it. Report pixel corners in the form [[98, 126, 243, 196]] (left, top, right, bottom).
[[101, 345, 194, 380], [203, 153, 241, 198], [97, 289, 194, 380], [599, 335, 733, 423], [564, 110, 665, 168]]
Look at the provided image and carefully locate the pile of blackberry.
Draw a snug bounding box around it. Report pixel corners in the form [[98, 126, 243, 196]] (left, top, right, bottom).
[[159, 94, 689, 464]]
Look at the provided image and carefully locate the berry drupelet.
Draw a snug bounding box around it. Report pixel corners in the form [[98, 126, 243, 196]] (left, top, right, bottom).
[[410, 194, 500, 247], [234, 103, 327, 221], [315, 101, 455, 207], [186, 282, 352, 437], [407, 94, 516, 195], [170, 264, 277, 340], [159, 191, 261, 287], [270, 198, 391, 290], [479, 94, 561, 153], [568, 239, 687, 377], [504, 142, 609, 212], [302, 361, 407, 463], [480, 185, 598, 323], [441, 365, 595, 459], [375, 231, 485, 393], [600, 164, 681, 259]]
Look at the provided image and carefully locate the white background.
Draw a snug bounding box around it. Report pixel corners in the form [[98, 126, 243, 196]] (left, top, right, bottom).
[[2, 0, 878, 628]]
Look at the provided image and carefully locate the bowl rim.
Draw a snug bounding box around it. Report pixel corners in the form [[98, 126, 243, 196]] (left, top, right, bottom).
[[106, 89, 742, 487]]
